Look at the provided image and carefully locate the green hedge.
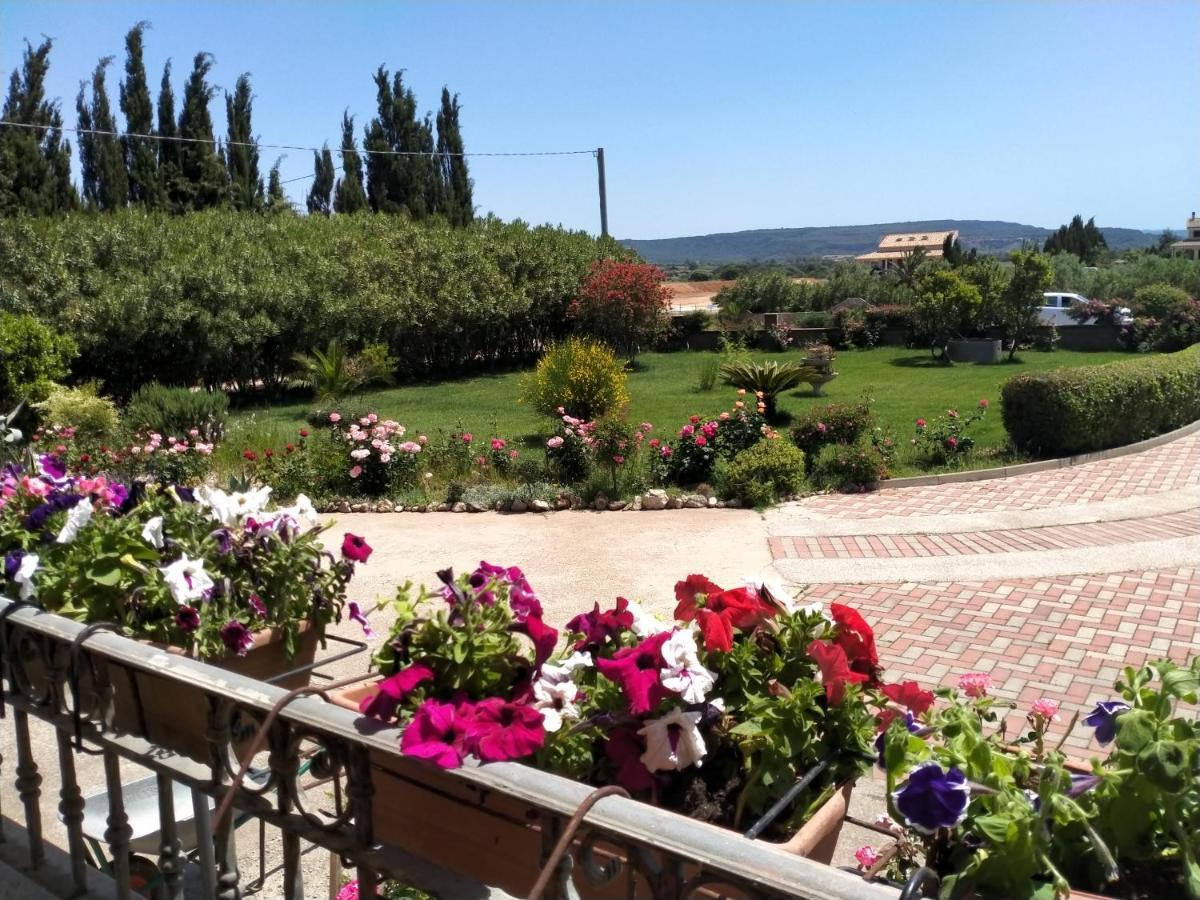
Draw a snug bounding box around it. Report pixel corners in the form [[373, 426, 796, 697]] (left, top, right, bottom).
[[1000, 346, 1200, 457], [0, 211, 628, 397]]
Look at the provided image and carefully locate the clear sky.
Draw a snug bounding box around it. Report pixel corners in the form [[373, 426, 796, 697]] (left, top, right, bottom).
[[3, 1, 1197, 239]]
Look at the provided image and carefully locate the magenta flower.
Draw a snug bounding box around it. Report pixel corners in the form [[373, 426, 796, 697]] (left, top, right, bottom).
[[603, 725, 656, 792], [341, 533, 373, 563], [595, 631, 672, 714], [567, 597, 634, 652], [360, 663, 435, 721], [176, 606, 200, 633], [463, 698, 545, 762], [512, 614, 559, 669], [400, 700, 470, 768], [348, 601, 374, 637], [247, 593, 267, 619], [219, 619, 254, 656]]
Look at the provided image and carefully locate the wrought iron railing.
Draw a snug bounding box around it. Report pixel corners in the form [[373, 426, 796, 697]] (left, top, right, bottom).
[[0, 598, 894, 899]]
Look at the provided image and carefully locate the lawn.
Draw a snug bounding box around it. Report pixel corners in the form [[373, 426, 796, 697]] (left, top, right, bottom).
[[221, 347, 1138, 477]]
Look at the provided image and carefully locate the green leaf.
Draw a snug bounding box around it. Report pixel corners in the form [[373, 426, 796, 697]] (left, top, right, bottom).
[[1137, 740, 1188, 792], [87, 567, 123, 586], [1114, 708, 1157, 752], [974, 812, 1015, 844], [729, 720, 763, 737], [1162, 667, 1199, 702]]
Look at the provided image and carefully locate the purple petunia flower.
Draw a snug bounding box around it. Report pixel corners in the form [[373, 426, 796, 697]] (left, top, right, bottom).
[[219, 619, 254, 656], [247, 593, 267, 619], [875, 710, 920, 766], [211, 528, 234, 555], [348, 601, 374, 637], [1082, 701, 1131, 746], [892, 762, 971, 833], [3, 549, 23, 580], [176, 606, 201, 633], [36, 454, 69, 484]]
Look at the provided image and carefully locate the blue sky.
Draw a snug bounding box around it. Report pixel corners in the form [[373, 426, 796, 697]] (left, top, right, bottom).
[[3, 1, 1197, 238]]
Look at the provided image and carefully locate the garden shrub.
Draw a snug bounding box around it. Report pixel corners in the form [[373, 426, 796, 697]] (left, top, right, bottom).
[[1131, 283, 1191, 318], [811, 440, 888, 491], [911, 401, 989, 465], [790, 403, 873, 460], [518, 337, 629, 420], [1000, 345, 1200, 457], [1131, 299, 1200, 352], [35, 383, 120, 446], [568, 260, 670, 358], [714, 438, 806, 507], [0, 311, 76, 408], [124, 383, 230, 443]]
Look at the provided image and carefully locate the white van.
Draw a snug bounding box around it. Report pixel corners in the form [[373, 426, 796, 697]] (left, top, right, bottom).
[[1039, 292, 1132, 326]]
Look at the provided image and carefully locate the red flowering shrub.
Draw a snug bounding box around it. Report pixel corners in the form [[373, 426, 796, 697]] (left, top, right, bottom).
[[568, 260, 671, 357]]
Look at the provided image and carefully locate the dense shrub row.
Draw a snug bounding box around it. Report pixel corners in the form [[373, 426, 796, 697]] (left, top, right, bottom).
[[1000, 345, 1200, 457], [0, 211, 628, 397]]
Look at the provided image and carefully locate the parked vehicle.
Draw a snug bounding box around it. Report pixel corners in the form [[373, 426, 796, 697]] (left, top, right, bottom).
[[1040, 292, 1132, 326]]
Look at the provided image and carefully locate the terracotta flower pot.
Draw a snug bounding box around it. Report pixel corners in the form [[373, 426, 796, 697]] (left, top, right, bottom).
[[25, 623, 317, 763], [329, 680, 854, 898]]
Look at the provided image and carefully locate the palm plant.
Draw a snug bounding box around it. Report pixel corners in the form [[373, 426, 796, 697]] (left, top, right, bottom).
[[291, 340, 394, 403], [718, 360, 818, 418]]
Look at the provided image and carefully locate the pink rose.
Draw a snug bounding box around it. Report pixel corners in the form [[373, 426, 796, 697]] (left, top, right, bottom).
[[958, 672, 993, 698], [854, 846, 879, 870]]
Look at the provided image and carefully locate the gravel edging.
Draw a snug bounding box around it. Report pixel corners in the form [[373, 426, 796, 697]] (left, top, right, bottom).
[[878, 417, 1200, 490]]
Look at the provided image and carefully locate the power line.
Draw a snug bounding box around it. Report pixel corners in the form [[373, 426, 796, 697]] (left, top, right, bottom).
[[0, 119, 597, 158]]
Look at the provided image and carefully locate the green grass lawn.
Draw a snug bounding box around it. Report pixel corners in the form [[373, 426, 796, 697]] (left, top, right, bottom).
[[222, 347, 1138, 477]]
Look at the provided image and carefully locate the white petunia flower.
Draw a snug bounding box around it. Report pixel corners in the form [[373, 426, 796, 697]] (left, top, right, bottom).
[[160, 554, 215, 605], [141, 515, 165, 549], [659, 629, 716, 704], [532, 675, 581, 733], [624, 597, 672, 637], [552, 651, 594, 675], [55, 501, 93, 544], [13, 553, 39, 599], [277, 494, 318, 530], [196, 485, 272, 526], [638, 708, 706, 772]]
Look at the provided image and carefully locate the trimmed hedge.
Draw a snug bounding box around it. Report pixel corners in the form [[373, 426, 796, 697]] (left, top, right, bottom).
[[1000, 345, 1200, 457]]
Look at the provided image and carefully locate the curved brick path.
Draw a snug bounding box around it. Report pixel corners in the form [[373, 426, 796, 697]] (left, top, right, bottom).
[[768, 428, 1200, 753]]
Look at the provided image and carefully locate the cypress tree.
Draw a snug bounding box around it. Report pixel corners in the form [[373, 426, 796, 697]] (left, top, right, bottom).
[[76, 58, 128, 211], [157, 60, 185, 211], [176, 52, 228, 210], [1043, 214, 1108, 265], [436, 87, 473, 226], [265, 157, 290, 213], [333, 111, 367, 214], [120, 21, 162, 208], [307, 145, 334, 215], [0, 38, 79, 216], [364, 66, 433, 217], [224, 73, 263, 210]]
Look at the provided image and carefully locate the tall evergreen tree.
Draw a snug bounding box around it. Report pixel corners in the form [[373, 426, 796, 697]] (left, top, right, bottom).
[[265, 157, 290, 213], [176, 52, 228, 211], [307, 145, 334, 215], [120, 21, 162, 208], [0, 38, 78, 216], [224, 73, 262, 210], [75, 58, 128, 211], [363, 66, 436, 217], [436, 87, 473, 226], [156, 60, 185, 211], [1043, 214, 1109, 265], [333, 111, 367, 214]]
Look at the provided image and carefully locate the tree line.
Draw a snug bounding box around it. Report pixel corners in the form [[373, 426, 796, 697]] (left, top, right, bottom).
[[0, 23, 473, 223]]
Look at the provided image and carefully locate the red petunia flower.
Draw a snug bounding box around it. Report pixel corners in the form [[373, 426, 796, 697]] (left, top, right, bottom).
[[880, 681, 935, 716], [830, 603, 880, 679], [595, 631, 672, 714], [674, 576, 773, 653], [808, 640, 868, 705], [603, 725, 657, 792]]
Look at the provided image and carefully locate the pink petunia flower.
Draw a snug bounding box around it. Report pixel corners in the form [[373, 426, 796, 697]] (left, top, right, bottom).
[[341, 533, 373, 563], [463, 698, 546, 762], [400, 700, 470, 768], [360, 663, 435, 721], [595, 631, 673, 714]]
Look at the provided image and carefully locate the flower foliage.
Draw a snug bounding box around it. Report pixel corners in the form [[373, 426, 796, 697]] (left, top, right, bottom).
[[0, 456, 363, 659], [567, 260, 671, 358], [911, 400, 988, 464]]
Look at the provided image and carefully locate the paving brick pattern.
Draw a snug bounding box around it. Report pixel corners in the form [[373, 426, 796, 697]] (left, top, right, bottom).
[[796, 433, 1200, 520], [798, 568, 1200, 753], [773, 510, 1198, 559]]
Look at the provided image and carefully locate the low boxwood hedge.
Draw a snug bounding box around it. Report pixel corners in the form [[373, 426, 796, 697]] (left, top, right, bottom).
[[1000, 345, 1200, 457]]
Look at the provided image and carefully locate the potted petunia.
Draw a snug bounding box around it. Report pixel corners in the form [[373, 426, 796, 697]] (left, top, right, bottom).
[[334, 565, 884, 896], [865, 658, 1200, 899], [0, 454, 371, 759]]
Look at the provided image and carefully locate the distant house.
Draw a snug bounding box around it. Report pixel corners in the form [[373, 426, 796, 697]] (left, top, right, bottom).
[[1170, 212, 1200, 260], [855, 229, 958, 271]]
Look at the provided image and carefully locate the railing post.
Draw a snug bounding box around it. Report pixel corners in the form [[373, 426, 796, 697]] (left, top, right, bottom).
[[14, 708, 44, 869], [155, 772, 186, 900], [209, 696, 242, 900], [102, 748, 133, 900], [55, 730, 89, 896]]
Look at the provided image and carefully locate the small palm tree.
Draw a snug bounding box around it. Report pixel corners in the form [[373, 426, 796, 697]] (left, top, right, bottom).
[[291, 340, 362, 402], [719, 360, 818, 418]]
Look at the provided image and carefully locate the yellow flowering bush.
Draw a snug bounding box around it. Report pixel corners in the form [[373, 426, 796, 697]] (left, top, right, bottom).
[[518, 337, 629, 421]]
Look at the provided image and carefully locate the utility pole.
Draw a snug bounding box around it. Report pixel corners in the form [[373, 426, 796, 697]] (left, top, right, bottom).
[[596, 147, 608, 237]]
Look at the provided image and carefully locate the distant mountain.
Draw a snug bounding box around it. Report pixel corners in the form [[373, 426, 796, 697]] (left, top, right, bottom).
[[620, 219, 1166, 265]]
